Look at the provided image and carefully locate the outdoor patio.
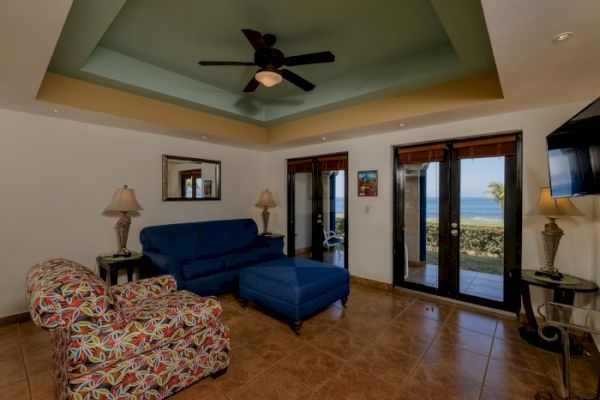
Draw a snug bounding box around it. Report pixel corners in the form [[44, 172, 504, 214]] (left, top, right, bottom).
[[407, 264, 503, 302]]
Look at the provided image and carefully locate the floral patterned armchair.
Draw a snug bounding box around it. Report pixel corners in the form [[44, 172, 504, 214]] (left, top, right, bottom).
[[26, 258, 230, 400]]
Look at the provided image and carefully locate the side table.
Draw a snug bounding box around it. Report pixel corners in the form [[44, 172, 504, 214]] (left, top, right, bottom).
[[520, 269, 598, 352], [97, 252, 144, 285], [537, 301, 600, 400]]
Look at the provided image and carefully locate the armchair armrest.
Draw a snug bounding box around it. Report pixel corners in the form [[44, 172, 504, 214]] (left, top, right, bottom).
[[66, 291, 225, 375], [109, 275, 177, 310]]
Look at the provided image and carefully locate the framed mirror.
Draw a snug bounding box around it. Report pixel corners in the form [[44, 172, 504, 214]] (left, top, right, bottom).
[[162, 155, 221, 201]]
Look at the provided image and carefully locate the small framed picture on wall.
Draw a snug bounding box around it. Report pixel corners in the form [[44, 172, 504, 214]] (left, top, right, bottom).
[[358, 170, 378, 196], [203, 180, 212, 197]]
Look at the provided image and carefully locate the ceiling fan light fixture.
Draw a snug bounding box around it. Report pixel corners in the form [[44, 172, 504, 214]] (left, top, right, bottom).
[[255, 69, 282, 87]]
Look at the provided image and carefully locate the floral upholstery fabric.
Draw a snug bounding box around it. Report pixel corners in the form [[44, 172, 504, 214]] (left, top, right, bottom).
[[26, 258, 116, 329], [26, 259, 230, 400], [108, 276, 177, 311]]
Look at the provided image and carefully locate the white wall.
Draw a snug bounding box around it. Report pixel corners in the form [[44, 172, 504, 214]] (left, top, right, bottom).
[[267, 101, 598, 311], [0, 108, 268, 317]]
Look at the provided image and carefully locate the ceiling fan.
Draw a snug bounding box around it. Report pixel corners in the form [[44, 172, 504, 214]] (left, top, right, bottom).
[[198, 29, 335, 92]]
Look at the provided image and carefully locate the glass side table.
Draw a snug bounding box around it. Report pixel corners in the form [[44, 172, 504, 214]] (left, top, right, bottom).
[[537, 301, 600, 400]]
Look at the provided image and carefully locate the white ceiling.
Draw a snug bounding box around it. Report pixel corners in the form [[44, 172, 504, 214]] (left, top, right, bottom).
[[0, 0, 599, 150]]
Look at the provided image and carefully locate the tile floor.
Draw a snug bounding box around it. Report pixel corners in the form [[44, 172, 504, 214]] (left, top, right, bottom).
[[2, 283, 599, 400], [407, 264, 504, 301]]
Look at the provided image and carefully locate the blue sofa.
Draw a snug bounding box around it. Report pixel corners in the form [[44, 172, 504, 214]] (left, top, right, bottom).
[[140, 219, 284, 295]]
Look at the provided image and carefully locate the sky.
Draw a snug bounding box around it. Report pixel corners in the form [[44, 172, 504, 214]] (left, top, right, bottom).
[[426, 157, 505, 198]]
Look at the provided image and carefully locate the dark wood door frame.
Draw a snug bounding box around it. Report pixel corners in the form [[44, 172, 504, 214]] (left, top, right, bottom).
[[392, 133, 522, 312], [286, 152, 349, 269]]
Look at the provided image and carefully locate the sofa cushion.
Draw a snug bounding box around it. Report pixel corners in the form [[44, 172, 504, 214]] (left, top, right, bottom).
[[140, 223, 203, 259], [195, 219, 258, 257], [223, 251, 259, 270], [182, 258, 225, 280]]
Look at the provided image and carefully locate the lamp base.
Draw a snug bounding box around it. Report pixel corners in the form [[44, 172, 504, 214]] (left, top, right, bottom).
[[261, 207, 270, 235]]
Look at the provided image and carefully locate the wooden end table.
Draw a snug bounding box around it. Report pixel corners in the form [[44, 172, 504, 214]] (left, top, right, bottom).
[[520, 269, 598, 352], [97, 252, 144, 285]]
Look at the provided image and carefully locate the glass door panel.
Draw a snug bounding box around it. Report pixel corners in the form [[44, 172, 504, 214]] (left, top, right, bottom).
[[293, 172, 313, 260], [404, 162, 440, 288], [321, 170, 345, 267], [458, 157, 505, 301]]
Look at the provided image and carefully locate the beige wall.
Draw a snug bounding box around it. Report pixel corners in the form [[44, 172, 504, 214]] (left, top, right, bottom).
[[267, 101, 599, 312], [0, 108, 269, 317]]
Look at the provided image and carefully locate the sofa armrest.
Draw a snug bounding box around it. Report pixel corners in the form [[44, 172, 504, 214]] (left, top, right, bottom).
[[254, 236, 284, 255], [109, 275, 177, 310], [144, 251, 185, 284], [65, 291, 226, 375]]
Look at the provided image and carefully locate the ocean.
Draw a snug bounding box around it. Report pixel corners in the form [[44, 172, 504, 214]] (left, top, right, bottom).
[[334, 197, 502, 220], [426, 197, 502, 220]]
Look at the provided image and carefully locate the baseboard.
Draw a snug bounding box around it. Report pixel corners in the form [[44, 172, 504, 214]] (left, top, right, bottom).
[[0, 311, 31, 327], [350, 275, 393, 291]]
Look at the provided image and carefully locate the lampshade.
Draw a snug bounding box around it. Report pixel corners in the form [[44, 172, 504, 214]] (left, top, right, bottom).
[[255, 189, 276, 208], [255, 69, 282, 88], [105, 185, 143, 212], [527, 187, 582, 218]]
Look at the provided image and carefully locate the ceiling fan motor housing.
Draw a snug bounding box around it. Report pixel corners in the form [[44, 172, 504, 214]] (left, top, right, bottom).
[[255, 48, 284, 69]]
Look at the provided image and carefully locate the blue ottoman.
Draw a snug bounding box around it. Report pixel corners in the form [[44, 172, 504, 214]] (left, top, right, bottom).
[[238, 258, 350, 333]]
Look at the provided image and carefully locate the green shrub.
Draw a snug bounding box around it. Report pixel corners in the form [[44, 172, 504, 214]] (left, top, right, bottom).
[[335, 216, 345, 235], [426, 221, 503, 258]]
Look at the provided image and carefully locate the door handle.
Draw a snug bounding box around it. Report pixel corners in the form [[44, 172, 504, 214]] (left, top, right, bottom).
[[451, 229, 459, 237]]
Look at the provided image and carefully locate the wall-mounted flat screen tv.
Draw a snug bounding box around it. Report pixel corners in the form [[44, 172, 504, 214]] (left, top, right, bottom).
[[547, 97, 600, 198]]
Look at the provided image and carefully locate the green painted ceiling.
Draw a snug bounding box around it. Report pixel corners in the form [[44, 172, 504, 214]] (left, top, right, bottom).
[[48, 0, 496, 125]]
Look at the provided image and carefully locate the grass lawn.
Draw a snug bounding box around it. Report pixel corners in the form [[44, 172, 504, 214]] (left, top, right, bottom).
[[426, 251, 503, 275]]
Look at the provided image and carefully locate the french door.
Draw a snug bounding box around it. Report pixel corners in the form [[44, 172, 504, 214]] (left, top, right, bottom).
[[287, 153, 348, 268], [393, 134, 522, 311]]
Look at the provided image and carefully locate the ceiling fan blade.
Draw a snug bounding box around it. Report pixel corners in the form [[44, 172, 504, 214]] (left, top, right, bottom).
[[243, 77, 260, 92], [198, 61, 254, 66], [280, 69, 315, 91], [284, 51, 335, 66], [241, 29, 266, 50]]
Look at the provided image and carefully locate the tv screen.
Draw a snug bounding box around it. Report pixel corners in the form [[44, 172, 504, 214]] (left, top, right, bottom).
[[547, 97, 600, 198]]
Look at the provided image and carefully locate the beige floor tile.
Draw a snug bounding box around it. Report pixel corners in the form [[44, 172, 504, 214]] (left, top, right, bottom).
[[210, 346, 272, 395], [435, 325, 494, 356], [29, 371, 57, 400], [484, 358, 562, 399], [0, 379, 30, 400], [308, 327, 370, 361], [245, 328, 305, 363], [277, 344, 344, 391], [352, 343, 419, 388], [445, 308, 498, 336], [229, 366, 313, 400], [317, 366, 398, 400]]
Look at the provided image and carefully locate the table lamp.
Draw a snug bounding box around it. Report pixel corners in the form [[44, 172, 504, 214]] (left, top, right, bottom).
[[105, 185, 143, 256], [255, 189, 276, 235], [527, 187, 582, 278]]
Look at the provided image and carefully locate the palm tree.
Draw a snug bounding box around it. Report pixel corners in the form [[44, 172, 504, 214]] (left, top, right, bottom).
[[486, 182, 505, 210]]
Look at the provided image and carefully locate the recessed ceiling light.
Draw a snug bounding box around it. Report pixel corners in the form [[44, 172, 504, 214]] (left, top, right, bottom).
[[399, 123, 405, 127], [52, 109, 59, 113], [201, 136, 207, 140], [553, 32, 573, 42], [321, 137, 327, 141]]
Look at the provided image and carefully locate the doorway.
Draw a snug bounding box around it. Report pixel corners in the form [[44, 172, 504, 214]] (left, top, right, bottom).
[[287, 153, 348, 268], [393, 134, 522, 311]]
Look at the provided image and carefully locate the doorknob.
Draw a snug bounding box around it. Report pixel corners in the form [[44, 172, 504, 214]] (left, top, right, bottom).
[[451, 229, 459, 237]]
